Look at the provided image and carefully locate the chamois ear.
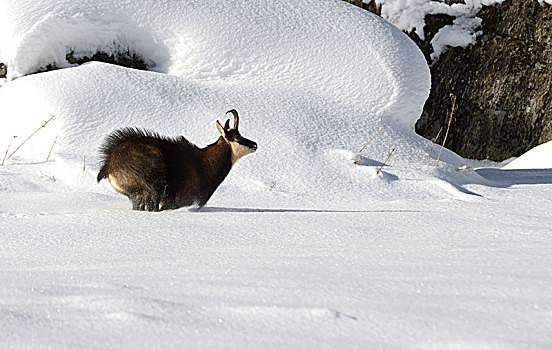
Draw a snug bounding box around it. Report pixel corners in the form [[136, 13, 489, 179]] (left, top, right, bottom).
[[224, 119, 230, 130], [216, 120, 226, 137]]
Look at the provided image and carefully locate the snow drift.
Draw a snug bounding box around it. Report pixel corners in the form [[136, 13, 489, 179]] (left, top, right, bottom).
[[0, 0, 462, 207]]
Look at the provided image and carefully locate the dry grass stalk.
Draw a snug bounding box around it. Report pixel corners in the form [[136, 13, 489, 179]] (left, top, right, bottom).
[[8, 115, 55, 160], [428, 127, 443, 157], [2, 136, 17, 166], [357, 125, 383, 154], [377, 148, 395, 174], [435, 95, 456, 167], [355, 125, 383, 164], [46, 135, 58, 161], [83, 155, 86, 172]]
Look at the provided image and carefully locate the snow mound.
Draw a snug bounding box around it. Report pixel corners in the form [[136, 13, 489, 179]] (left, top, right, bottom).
[[0, 0, 472, 206], [4, 13, 168, 78], [504, 141, 552, 170], [0, 0, 173, 78]]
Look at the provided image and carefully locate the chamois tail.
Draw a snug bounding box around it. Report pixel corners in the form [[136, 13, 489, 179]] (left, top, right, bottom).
[[97, 164, 108, 183]]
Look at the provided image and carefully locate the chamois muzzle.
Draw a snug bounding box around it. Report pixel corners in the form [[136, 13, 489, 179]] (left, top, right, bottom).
[[240, 137, 257, 151]]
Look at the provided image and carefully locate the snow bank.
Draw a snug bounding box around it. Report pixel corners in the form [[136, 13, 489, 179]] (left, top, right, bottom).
[[0, 0, 471, 206], [0, 2, 172, 78], [504, 140, 552, 169]]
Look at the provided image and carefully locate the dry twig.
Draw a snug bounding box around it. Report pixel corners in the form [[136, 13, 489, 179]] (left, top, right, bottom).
[[435, 95, 456, 167], [2, 136, 17, 166], [377, 148, 395, 174], [46, 135, 58, 161], [428, 127, 443, 157], [357, 125, 383, 154], [8, 115, 55, 160], [355, 125, 383, 164]]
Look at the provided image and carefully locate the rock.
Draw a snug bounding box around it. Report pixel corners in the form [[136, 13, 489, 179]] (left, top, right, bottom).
[[416, 0, 552, 161], [405, 13, 455, 62], [348, 0, 552, 161], [0, 63, 6, 78], [65, 50, 148, 71], [37, 49, 148, 74]]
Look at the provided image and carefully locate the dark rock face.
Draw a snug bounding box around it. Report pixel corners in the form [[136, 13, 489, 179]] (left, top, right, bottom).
[[1, 49, 149, 79], [65, 50, 148, 71], [347, 0, 552, 161], [416, 0, 552, 161], [43, 50, 149, 73], [406, 13, 454, 62], [343, 0, 381, 16]]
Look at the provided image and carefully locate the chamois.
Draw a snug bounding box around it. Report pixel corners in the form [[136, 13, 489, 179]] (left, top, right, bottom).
[[97, 109, 257, 211]]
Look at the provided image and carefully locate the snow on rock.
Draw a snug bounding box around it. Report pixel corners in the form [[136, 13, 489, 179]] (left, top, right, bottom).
[[367, 0, 522, 60], [372, 0, 552, 60], [429, 16, 482, 61]]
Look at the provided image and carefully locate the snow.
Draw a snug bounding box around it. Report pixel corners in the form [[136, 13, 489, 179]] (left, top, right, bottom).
[[504, 141, 552, 170], [430, 16, 482, 61], [1, 0, 552, 348]]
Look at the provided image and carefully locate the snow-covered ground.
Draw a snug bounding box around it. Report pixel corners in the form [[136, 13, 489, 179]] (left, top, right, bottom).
[[1, 0, 551, 348]]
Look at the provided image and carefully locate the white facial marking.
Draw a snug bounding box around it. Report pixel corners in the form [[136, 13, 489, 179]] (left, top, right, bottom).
[[230, 142, 255, 165]]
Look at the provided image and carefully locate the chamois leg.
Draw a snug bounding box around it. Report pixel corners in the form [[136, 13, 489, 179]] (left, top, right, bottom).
[[131, 193, 146, 211], [145, 192, 161, 212]]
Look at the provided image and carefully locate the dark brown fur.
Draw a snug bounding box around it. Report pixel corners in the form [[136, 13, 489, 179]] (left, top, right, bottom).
[[97, 113, 256, 211]]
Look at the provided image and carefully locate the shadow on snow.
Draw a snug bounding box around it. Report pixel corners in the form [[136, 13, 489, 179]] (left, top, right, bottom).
[[200, 207, 423, 214], [475, 168, 552, 187]]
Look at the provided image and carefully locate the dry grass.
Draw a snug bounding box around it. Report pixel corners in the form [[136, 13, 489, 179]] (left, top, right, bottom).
[[435, 94, 456, 167], [2, 136, 17, 166], [428, 127, 443, 157], [377, 148, 395, 174], [46, 135, 58, 161], [355, 125, 383, 164], [7, 115, 55, 161]]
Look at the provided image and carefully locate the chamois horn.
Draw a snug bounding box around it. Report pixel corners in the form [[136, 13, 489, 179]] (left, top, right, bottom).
[[226, 109, 239, 129]]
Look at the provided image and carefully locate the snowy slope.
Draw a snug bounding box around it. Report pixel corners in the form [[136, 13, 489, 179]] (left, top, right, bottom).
[[0, 0, 466, 206], [0, 0, 551, 349]]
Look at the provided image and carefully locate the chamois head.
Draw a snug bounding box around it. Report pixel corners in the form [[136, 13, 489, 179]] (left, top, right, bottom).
[[216, 109, 257, 164]]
